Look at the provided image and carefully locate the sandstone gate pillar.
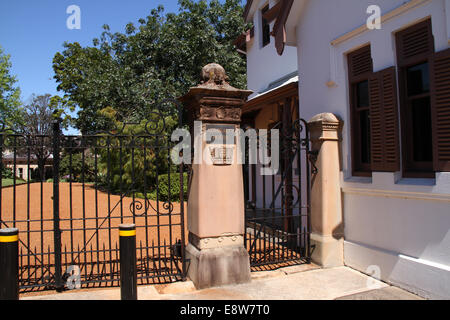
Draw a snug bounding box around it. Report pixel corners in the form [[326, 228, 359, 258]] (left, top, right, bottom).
[[308, 113, 344, 267], [179, 64, 253, 289]]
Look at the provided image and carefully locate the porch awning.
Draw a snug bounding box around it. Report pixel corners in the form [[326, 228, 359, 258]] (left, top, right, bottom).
[[243, 72, 298, 114]]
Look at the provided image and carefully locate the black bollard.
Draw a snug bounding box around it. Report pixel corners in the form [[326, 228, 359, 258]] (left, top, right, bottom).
[[0, 228, 19, 300], [119, 224, 137, 300]]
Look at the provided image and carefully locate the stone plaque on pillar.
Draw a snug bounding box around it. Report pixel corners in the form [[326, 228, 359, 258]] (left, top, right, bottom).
[[179, 63, 252, 289]]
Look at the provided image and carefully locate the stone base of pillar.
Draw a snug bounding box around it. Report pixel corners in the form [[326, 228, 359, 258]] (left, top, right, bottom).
[[186, 242, 251, 289], [310, 232, 344, 268]]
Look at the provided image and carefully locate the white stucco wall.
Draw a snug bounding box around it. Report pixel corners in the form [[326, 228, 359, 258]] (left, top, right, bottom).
[[245, 0, 298, 97], [292, 0, 450, 299]]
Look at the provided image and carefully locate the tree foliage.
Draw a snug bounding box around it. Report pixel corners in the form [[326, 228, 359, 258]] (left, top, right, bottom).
[[1, 166, 13, 179], [59, 150, 96, 183], [51, 0, 249, 198], [0, 45, 22, 128], [94, 108, 178, 195], [52, 0, 250, 134]]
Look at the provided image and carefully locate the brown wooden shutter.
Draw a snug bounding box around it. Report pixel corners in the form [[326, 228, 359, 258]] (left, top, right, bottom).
[[396, 18, 434, 67], [369, 67, 400, 172], [348, 45, 373, 80], [369, 72, 384, 170], [431, 48, 450, 171]]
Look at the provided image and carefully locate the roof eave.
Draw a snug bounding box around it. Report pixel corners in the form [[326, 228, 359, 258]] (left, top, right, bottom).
[[243, 80, 298, 114], [243, 0, 254, 23], [284, 0, 307, 46]]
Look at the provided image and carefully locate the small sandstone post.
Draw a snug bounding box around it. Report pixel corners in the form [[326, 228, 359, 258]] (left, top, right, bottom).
[[308, 113, 344, 267], [179, 63, 252, 289]]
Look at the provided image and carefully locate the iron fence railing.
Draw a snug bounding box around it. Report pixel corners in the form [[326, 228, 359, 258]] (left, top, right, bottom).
[[243, 118, 313, 269], [0, 100, 187, 293]]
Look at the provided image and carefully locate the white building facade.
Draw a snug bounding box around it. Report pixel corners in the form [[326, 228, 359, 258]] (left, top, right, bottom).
[[242, 0, 450, 299]]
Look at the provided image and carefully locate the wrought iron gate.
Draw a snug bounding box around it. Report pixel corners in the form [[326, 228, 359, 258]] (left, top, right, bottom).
[[243, 117, 314, 269], [0, 100, 187, 293]]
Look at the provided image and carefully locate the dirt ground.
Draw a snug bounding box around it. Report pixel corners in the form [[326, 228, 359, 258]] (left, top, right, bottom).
[[1, 182, 187, 249]]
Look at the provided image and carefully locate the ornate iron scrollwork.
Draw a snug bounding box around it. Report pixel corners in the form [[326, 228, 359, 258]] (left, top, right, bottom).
[[307, 150, 319, 175]]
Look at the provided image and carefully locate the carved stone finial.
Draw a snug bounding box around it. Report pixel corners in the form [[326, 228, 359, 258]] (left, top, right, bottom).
[[178, 63, 253, 123], [200, 63, 229, 86]]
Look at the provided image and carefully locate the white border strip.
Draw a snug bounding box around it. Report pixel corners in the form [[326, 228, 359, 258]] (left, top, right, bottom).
[[342, 187, 450, 202], [446, 0, 450, 43]]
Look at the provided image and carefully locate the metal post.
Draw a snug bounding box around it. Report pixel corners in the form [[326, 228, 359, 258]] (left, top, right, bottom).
[[119, 224, 137, 300], [52, 120, 63, 292], [0, 228, 19, 300]]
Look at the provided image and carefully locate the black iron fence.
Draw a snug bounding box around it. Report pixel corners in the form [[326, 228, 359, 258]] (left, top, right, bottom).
[[0, 101, 187, 293], [243, 118, 314, 269]]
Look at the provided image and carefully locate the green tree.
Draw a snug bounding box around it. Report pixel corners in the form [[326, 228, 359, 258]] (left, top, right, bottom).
[[19, 94, 71, 180], [0, 45, 22, 128], [95, 107, 178, 195], [59, 151, 96, 183], [52, 0, 250, 134]]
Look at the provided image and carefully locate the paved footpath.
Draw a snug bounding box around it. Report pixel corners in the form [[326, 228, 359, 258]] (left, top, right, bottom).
[[21, 265, 423, 300]]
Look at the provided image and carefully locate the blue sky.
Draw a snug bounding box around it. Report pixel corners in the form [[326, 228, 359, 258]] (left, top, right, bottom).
[[0, 0, 182, 103]]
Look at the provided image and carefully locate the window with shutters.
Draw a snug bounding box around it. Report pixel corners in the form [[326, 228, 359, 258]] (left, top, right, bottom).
[[346, 18, 450, 177], [396, 19, 435, 177], [348, 45, 374, 176], [348, 46, 401, 175]]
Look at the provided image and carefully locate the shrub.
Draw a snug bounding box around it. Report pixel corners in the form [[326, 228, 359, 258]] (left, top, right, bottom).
[[60, 151, 96, 183], [155, 172, 188, 202], [96, 118, 177, 194], [134, 173, 188, 202], [1, 167, 14, 179]]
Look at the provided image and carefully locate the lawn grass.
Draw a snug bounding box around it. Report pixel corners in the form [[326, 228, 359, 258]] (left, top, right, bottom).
[[2, 178, 26, 187]]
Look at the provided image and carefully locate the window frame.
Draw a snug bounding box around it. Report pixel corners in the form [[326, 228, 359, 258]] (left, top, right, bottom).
[[395, 19, 435, 178], [398, 59, 434, 177], [347, 45, 374, 177], [261, 4, 271, 47]]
